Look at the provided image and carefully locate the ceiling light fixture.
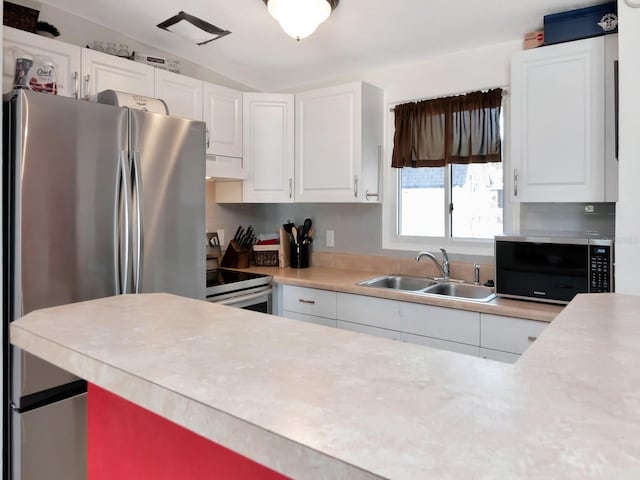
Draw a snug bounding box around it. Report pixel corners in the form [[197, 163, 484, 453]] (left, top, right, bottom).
[[263, 0, 339, 41], [157, 11, 231, 45]]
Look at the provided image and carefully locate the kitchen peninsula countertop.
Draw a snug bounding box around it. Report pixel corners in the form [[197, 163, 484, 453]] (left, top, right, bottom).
[[11, 293, 640, 479], [242, 265, 562, 322]]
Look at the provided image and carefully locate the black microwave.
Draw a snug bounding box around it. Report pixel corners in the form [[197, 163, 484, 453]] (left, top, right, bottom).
[[495, 236, 613, 305]]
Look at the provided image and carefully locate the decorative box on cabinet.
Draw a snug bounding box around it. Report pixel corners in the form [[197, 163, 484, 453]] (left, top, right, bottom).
[[3, 26, 80, 98], [510, 35, 618, 202], [294, 81, 383, 203]]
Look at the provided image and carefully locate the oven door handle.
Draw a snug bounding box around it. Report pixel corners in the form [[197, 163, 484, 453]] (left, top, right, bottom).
[[215, 289, 272, 306]]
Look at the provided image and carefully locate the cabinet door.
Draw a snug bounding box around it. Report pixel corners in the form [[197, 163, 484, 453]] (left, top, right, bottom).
[[480, 348, 520, 364], [3, 26, 81, 98], [81, 48, 154, 98], [511, 36, 606, 202], [203, 82, 242, 157], [336, 293, 400, 331], [243, 93, 294, 202], [402, 333, 480, 357], [283, 311, 337, 328], [480, 314, 547, 355], [401, 302, 480, 346], [295, 82, 382, 203], [337, 320, 402, 341], [154, 69, 203, 121], [296, 83, 358, 202]]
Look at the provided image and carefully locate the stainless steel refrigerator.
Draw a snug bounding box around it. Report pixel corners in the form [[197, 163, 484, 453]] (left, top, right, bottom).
[[2, 90, 206, 480]]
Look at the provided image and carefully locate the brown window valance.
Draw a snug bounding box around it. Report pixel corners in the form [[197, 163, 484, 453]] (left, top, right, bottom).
[[391, 88, 503, 168]]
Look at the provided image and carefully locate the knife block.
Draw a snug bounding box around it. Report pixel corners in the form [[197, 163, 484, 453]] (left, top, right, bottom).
[[220, 240, 251, 269]]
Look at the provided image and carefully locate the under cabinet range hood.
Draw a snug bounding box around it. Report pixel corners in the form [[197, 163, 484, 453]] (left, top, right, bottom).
[[205, 155, 248, 180]]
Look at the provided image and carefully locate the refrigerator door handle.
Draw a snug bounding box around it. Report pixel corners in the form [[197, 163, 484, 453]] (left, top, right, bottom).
[[115, 151, 131, 294], [132, 151, 144, 294]]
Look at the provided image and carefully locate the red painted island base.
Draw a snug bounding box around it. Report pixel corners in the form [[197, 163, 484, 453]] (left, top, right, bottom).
[[88, 384, 288, 480]]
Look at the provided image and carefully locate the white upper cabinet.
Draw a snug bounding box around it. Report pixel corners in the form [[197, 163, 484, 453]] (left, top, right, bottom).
[[3, 26, 81, 98], [295, 81, 383, 203], [81, 48, 154, 98], [154, 69, 203, 121], [510, 35, 618, 202], [242, 93, 295, 203], [203, 82, 243, 157]]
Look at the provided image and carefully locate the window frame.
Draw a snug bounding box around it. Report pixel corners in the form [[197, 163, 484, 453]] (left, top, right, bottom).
[[382, 95, 519, 257]]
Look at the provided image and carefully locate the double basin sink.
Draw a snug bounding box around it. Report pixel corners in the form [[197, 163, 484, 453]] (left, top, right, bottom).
[[357, 275, 496, 303]]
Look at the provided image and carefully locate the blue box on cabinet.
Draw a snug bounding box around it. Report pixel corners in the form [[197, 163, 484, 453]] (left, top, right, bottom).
[[543, 2, 617, 45]]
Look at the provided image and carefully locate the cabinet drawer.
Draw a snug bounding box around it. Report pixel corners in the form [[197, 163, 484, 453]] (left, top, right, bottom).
[[283, 311, 337, 328], [402, 333, 480, 357], [480, 314, 547, 354], [336, 293, 400, 331], [401, 303, 480, 346], [337, 320, 402, 341], [480, 348, 520, 364], [282, 286, 336, 318]]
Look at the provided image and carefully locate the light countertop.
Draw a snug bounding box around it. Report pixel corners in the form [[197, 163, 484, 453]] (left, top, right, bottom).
[[242, 265, 563, 322], [10, 292, 640, 479]]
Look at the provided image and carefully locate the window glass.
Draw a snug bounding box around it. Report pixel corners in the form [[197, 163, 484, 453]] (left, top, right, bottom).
[[400, 167, 445, 237], [451, 163, 503, 238], [399, 163, 503, 239]]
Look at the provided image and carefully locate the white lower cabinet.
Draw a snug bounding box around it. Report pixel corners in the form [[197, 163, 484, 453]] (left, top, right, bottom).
[[283, 310, 336, 328], [337, 320, 402, 341], [336, 293, 400, 330], [280, 286, 547, 363], [401, 302, 480, 346], [479, 348, 520, 364], [403, 333, 480, 357], [336, 293, 402, 341], [480, 314, 547, 355], [281, 285, 337, 327]]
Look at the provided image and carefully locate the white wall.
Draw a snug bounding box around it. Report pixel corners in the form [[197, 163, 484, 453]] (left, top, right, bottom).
[[34, 2, 253, 90], [614, 1, 640, 295]]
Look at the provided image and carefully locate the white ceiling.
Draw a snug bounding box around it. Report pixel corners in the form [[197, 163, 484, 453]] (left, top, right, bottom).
[[45, 0, 602, 92]]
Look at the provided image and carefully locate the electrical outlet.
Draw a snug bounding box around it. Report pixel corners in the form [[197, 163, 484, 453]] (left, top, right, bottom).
[[584, 205, 595, 214], [326, 230, 335, 248], [216, 229, 225, 246]]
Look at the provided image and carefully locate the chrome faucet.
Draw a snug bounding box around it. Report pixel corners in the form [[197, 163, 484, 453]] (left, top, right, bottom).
[[416, 248, 450, 281]]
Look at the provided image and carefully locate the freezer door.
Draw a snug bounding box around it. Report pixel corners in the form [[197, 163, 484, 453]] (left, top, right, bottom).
[[12, 393, 87, 480], [129, 110, 206, 300], [9, 91, 128, 401]]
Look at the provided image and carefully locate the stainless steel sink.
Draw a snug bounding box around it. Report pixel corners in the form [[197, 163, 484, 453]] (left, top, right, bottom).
[[357, 275, 438, 292], [422, 282, 496, 302], [357, 275, 496, 302]]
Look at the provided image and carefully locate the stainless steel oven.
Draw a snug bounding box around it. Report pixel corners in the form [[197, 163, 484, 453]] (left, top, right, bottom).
[[206, 269, 273, 314]]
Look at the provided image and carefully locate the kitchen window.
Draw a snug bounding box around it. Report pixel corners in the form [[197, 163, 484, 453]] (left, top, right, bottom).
[[391, 89, 504, 242]]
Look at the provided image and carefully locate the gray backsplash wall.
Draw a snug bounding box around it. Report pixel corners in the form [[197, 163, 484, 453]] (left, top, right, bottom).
[[255, 203, 384, 254], [206, 187, 616, 256], [518, 203, 616, 238], [205, 182, 270, 243]]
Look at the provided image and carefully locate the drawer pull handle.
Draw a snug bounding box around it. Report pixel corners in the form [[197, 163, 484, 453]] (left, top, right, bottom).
[[298, 299, 315, 304], [527, 336, 538, 342]]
